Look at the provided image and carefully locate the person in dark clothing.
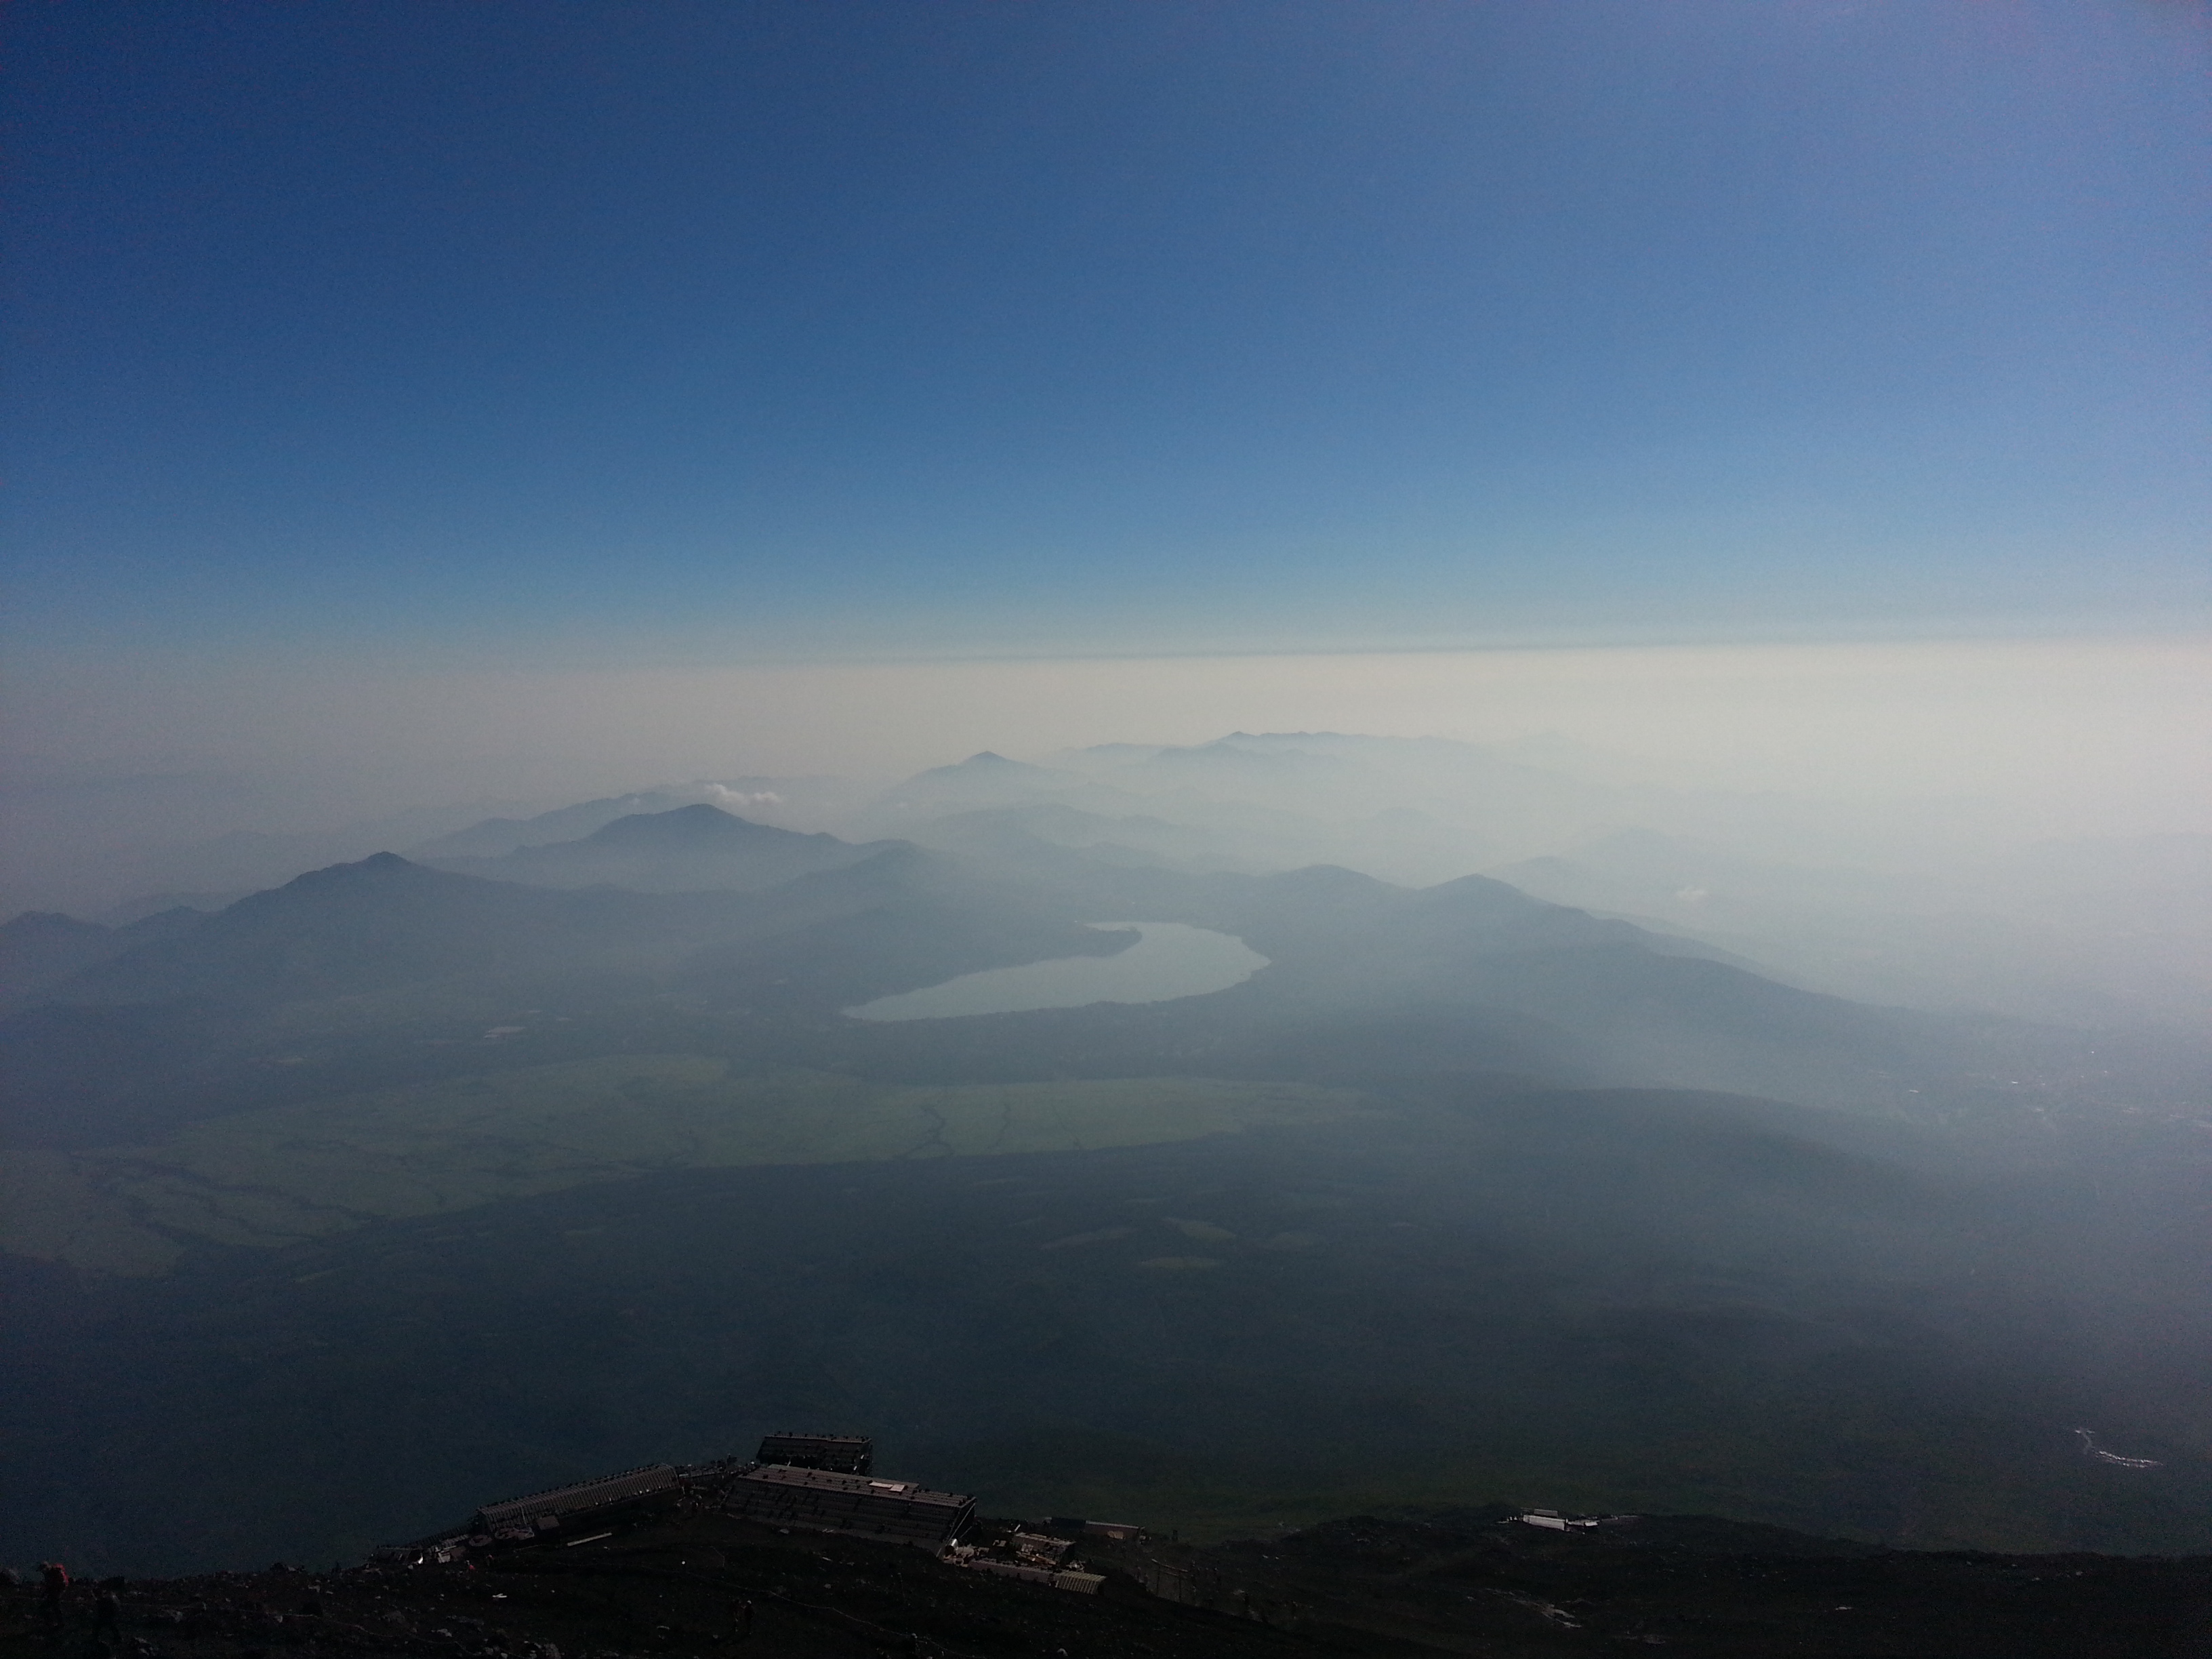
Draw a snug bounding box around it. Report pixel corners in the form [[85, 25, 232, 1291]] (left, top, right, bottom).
[[39, 1563, 69, 1627], [92, 1590, 123, 1639]]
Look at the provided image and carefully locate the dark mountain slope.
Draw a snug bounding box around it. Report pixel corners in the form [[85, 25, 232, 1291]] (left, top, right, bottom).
[[6, 840, 2184, 1154], [0, 906, 205, 1010], [804, 859, 1978, 1110], [405, 789, 708, 859], [9, 1497, 2206, 1659], [964, 855, 1723, 969], [0, 911, 113, 991], [1174, 1505, 2212, 1656], [8, 1092, 2209, 1574], [0, 847, 1131, 1146], [43, 845, 1097, 1015], [46, 854, 765, 1009]]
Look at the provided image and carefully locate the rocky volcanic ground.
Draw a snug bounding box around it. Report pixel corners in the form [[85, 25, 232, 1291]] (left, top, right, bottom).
[[6, 1498, 2209, 1659]]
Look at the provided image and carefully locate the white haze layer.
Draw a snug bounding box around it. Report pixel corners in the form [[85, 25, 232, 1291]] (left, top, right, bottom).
[[4, 634, 2207, 1028]]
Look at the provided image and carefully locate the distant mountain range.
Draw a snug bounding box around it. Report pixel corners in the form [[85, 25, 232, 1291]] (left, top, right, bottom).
[[0, 905, 207, 1006], [425, 802, 897, 892], [37, 733, 2209, 1030], [403, 777, 867, 860], [9, 802, 2191, 1161]]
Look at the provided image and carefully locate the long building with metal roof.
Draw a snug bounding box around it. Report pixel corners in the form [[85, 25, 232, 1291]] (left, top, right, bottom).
[[722, 1464, 974, 1551]]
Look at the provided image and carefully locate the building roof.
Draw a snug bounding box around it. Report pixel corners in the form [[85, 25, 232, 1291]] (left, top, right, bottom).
[[755, 1432, 874, 1473], [724, 1464, 975, 1549]]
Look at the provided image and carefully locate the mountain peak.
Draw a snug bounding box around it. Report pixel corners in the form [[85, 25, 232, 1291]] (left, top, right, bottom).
[[941, 750, 1057, 773], [2, 909, 108, 939], [884, 752, 1065, 799], [590, 802, 735, 836], [577, 804, 829, 848], [265, 851, 444, 897]]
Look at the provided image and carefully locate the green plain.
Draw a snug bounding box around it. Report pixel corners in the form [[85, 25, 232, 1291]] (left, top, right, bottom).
[[0, 1055, 1373, 1275]]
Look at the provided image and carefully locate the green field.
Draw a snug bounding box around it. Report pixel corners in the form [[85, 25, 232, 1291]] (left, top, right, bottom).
[[0, 1055, 1374, 1275]]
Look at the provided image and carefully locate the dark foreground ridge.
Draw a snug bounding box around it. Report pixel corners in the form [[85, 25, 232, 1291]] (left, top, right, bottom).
[[8, 1441, 2209, 1659]]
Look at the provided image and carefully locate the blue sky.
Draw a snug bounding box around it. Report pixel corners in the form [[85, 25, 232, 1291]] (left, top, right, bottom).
[[5, 0, 2207, 664]]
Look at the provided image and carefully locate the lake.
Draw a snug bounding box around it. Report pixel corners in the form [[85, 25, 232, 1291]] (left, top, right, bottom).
[[843, 922, 1269, 1022]]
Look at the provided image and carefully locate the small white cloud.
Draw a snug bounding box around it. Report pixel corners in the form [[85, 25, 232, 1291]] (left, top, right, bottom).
[[704, 784, 785, 810]]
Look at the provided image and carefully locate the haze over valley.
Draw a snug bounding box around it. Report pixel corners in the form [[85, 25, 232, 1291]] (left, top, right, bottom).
[[6, 727, 2211, 1574]]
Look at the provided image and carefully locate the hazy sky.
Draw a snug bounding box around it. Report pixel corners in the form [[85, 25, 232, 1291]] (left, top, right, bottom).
[[14, 632, 2207, 828], [7, 0, 2207, 663], [3, 2, 2208, 905]]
